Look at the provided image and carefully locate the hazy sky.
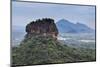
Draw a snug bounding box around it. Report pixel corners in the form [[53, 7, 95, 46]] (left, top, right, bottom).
[[12, 1, 95, 29]]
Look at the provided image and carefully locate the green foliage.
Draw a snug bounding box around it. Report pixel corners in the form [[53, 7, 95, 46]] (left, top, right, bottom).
[[12, 35, 96, 66]]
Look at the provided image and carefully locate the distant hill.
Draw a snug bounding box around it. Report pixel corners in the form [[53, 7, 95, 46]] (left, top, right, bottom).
[[56, 19, 94, 33]]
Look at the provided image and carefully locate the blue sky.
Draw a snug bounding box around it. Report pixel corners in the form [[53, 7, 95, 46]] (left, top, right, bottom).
[[12, 1, 95, 29]]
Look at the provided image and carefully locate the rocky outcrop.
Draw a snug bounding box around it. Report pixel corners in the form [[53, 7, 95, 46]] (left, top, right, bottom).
[[12, 19, 95, 66], [26, 18, 58, 39]]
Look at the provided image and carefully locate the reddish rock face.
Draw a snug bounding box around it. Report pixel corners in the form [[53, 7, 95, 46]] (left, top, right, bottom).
[[26, 18, 58, 38]]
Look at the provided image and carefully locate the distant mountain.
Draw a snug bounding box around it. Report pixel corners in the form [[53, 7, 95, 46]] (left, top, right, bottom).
[[56, 19, 94, 33]]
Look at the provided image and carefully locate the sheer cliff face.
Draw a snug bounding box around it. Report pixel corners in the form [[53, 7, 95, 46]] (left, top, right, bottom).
[[25, 18, 58, 38]]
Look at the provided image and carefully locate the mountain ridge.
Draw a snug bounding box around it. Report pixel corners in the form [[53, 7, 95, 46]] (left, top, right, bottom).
[[56, 19, 94, 33]]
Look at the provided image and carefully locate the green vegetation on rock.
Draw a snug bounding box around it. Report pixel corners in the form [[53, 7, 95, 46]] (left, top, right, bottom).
[[12, 18, 95, 66], [12, 35, 95, 66]]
